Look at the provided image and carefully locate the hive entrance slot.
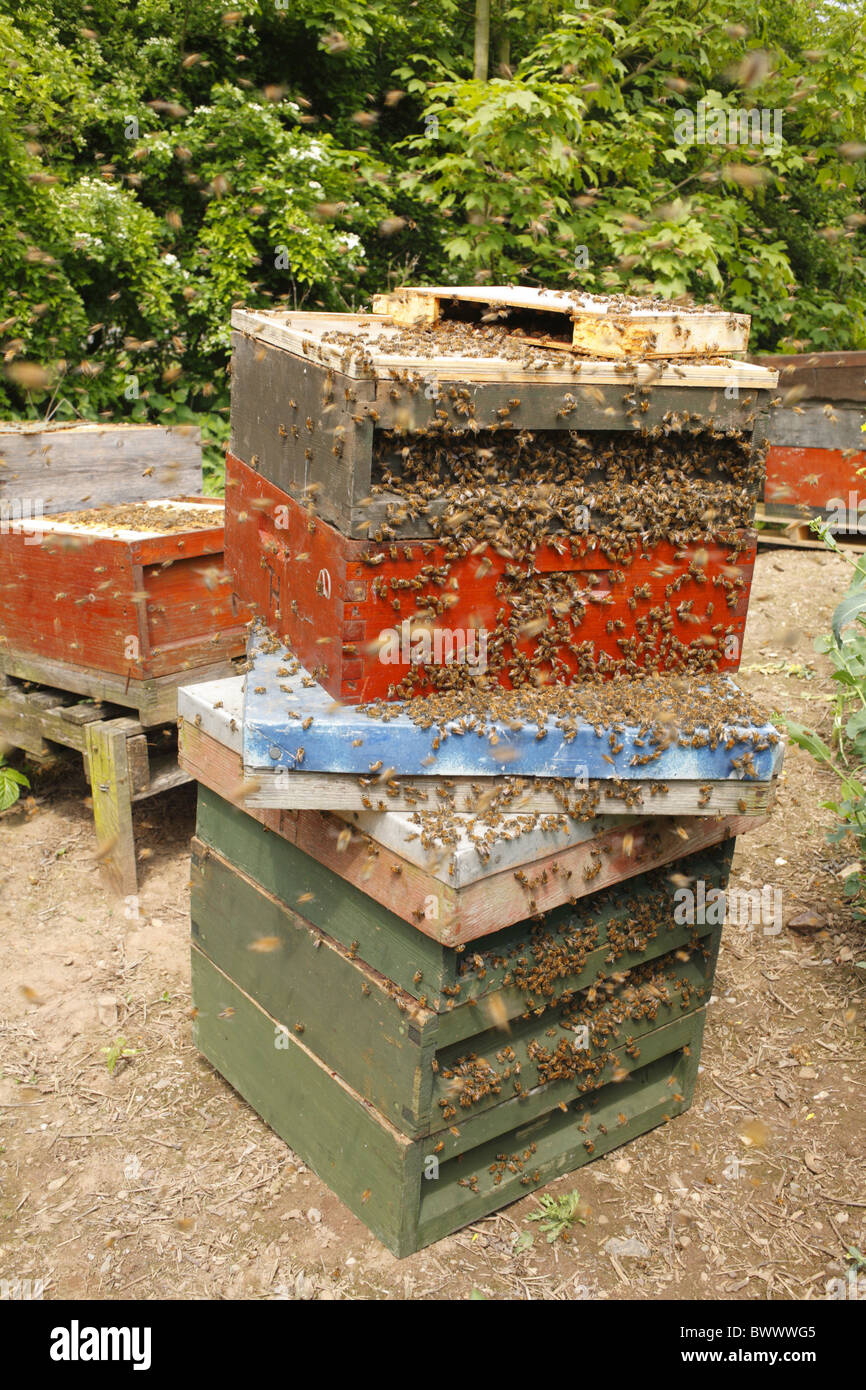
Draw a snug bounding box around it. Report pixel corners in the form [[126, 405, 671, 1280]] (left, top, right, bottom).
[[434, 297, 574, 347]]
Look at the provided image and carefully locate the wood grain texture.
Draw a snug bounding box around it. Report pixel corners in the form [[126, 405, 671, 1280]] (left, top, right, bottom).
[[192, 944, 707, 1255], [244, 769, 776, 816], [0, 424, 202, 514], [0, 500, 250, 696], [767, 403, 865, 452]]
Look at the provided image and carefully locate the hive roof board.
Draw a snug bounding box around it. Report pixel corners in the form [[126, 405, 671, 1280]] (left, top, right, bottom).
[[177, 675, 767, 892], [235, 637, 783, 814], [231, 308, 779, 387]]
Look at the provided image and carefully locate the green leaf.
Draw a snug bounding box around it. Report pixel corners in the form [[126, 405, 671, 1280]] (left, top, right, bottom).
[[833, 592, 866, 649]]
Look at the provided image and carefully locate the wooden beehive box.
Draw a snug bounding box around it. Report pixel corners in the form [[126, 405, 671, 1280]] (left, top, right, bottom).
[[178, 676, 768, 944], [752, 351, 866, 526], [190, 774, 732, 1255], [230, 305, 777, 538], [372, 285, 752, 358], [0, 498, 251, 724], [226, 452, 757, 702]]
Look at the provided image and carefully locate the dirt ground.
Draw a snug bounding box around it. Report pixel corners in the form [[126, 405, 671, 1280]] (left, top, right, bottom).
[[1, 546, 864, 1302]]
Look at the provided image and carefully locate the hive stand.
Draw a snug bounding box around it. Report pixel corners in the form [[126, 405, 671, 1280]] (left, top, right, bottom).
[[0, 670, 189, 895]]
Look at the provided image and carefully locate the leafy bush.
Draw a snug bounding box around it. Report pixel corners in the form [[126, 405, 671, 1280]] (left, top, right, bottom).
[[2, 0, 866, 488]]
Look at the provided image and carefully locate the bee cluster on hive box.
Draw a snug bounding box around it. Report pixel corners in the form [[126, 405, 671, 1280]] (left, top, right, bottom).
[[180, 290, 784, 1256], [226, 298, 777, 702], [0, 498, 252, 722], [181, 678, 742, 1255]]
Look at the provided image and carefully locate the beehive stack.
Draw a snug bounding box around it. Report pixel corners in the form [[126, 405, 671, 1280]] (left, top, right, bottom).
[[180, 288, 782, 1255]]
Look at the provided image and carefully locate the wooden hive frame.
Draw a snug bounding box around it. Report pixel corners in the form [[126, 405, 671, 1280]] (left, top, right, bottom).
[[0, 497, 251, 723], [0, 670, 189, 895], [370, 285, 751, 359]]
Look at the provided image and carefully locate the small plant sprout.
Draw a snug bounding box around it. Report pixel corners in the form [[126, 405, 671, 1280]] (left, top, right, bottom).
[[101, 1037, 140, 1075], [526, 1190, 587, 1243]]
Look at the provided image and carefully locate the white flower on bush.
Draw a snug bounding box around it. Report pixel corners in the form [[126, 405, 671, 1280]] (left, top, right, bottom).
[[161, 252, 179, 266]]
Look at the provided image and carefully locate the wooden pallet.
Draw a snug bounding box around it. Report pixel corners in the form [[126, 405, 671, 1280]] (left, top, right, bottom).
[[0, 671, 190, 895], [229, 314, 777, 536], [755, 504, 866, 552], [225, 453, 757, 702], [371, 286, 751, 359], [193, 945, 708, 1256], [0, 645, 245, 728]]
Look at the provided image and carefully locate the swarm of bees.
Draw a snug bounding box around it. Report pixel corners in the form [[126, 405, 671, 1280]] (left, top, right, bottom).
[[49, 502, 224, 535], [435, 944, 705, 1116], [454, 864, 713, 1007], [369, 425, 762, 550]]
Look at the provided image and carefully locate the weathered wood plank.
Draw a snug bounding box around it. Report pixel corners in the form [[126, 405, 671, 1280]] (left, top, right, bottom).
[[232, 308, 774, 386], [192, 781, 736, 999], [85, 717, 141, 896], [0, 648, 242, 726], [191, 845, 438, 1134], [193, 786, 450, 995], [755, 350, 866, 404], [229, 330, 374, 534], [244, 770, 776, 816], [180, 713, 762, 941], [0, 424, 202, 514], [192, 946, 422, 1254], [414, 1012, 705, 1247], [767, 403, 865, 452]]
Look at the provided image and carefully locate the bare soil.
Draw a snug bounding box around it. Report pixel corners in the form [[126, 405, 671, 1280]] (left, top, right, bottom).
[[1, 545, 864, 1302]]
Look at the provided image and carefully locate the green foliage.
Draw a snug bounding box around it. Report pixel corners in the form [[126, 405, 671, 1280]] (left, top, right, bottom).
[[1, 0, 866, 484], [400, 1, 866, 346], [526, 1189, 587, 1242], [0, 757, 29, 812], [101, 1036, 140, 1074]]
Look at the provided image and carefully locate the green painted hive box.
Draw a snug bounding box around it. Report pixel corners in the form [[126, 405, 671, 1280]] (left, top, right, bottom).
[[191, 786, 733, 1255]]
